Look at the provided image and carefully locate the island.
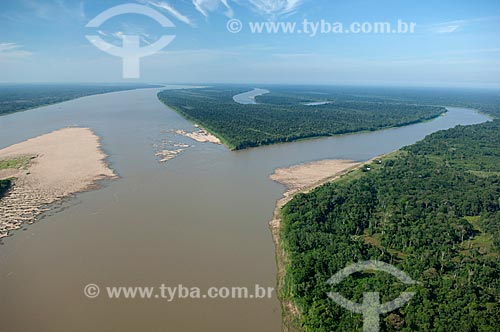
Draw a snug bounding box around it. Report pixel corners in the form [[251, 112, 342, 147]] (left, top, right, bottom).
[[157, 86, 447, 150], [0, 128, 117, 239]]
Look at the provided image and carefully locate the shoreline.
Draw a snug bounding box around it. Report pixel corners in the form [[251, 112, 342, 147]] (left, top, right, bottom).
[[268, 158, 377, 331], [0, 128, 117, 240]]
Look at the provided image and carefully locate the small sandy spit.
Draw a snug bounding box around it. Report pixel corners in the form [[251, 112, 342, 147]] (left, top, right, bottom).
[[270, 159, 360, 202], [0, 128, 117, 239], [175, 128, 221, 144]]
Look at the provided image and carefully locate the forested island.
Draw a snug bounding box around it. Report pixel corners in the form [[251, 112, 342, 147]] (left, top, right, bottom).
[[157, 87, 447, 150], [279, 118, 500, 331], [0, 83, 161, 116]]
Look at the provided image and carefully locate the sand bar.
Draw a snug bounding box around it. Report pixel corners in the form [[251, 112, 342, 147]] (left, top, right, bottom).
[[270, 159, 360, 202], [0, 128, 117, 239], [174, 128, 221, 144], [155, 148, 185, 163]]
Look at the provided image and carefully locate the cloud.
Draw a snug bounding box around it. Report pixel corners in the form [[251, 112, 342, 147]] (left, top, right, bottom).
[[190, 0, 306, 19], [93, 26, 157, 47], [18, 0, 86, 22], [0, 43, 33, 61], [104, 31, 156, 46], [192, 0, 234, 18], [139, 0, 308, 21], [112, 31, 125, 39], [434, 24, 461, 34], [438, 48, 500, 56], [246, 0, 306, 18], [429, 16, 500, 34], [146, 1, 195, 26]]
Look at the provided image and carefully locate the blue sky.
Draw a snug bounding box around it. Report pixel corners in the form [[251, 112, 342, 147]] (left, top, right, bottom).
[[0, 0, 499, 87]]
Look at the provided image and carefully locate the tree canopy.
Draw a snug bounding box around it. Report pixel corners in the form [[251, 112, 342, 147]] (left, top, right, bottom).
[[281, 120, 500, 331]]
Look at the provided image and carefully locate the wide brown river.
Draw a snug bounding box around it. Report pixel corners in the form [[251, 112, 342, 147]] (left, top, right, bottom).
[[0, 87, 491, 332]]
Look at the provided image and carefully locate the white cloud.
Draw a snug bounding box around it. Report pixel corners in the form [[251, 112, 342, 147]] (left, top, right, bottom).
[[434, 24, 461, 34], [18, 0, 86, 22], [246, 0, 306, 18], [112, 31, 125, 39], [429, 16, 500, 34], [190, 0, 305, 19], [147, 1, 195, 26], [0, 43, 33, 61], [192, 0, 234, 18], [0, 43, 19, 52], [437, 48, 500, 56], [103, 30, 156, 46]]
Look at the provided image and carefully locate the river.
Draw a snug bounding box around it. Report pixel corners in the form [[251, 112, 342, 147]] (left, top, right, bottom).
[[233, 88, 270, 104], [0, 87, 491, 332]]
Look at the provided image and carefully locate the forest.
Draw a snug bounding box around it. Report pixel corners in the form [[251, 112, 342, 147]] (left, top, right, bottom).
[[157, 87, 446, 150], [280, 119, 500, 331], [0, 83, 160, 116], [257, 85, 500, 118]]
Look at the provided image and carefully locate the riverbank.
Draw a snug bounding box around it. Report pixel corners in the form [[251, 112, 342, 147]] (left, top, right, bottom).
[[269, 159, 371, 331], [0, 127, 117, 239]]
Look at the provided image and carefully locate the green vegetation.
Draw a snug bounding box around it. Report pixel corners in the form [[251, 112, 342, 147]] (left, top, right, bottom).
[[280, 120, 500, 331], [0, 179, 12, 198], [260, 85, 500, 119], [0, 156, 32, 170], [0, 83, 161, 116], [0, 157, 26, 199], [158, 87, 446, 150]]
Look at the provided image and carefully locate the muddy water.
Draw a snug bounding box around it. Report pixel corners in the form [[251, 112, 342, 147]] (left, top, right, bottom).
[[0, 87, 491, 332]]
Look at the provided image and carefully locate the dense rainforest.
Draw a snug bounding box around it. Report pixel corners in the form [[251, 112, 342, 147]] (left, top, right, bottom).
[[257, 85, 500, 118], [280, 119, 500, 331], [0, 83, 160, 116], [157, 87, 446, 150]]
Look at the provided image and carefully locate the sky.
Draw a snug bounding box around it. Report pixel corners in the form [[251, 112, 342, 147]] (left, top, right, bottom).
[[0, 0, 499, 87]]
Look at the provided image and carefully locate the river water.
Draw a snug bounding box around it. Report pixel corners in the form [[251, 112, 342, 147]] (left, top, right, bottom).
[[232, 88, 270, 104], [0, 87, 491, 332]]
